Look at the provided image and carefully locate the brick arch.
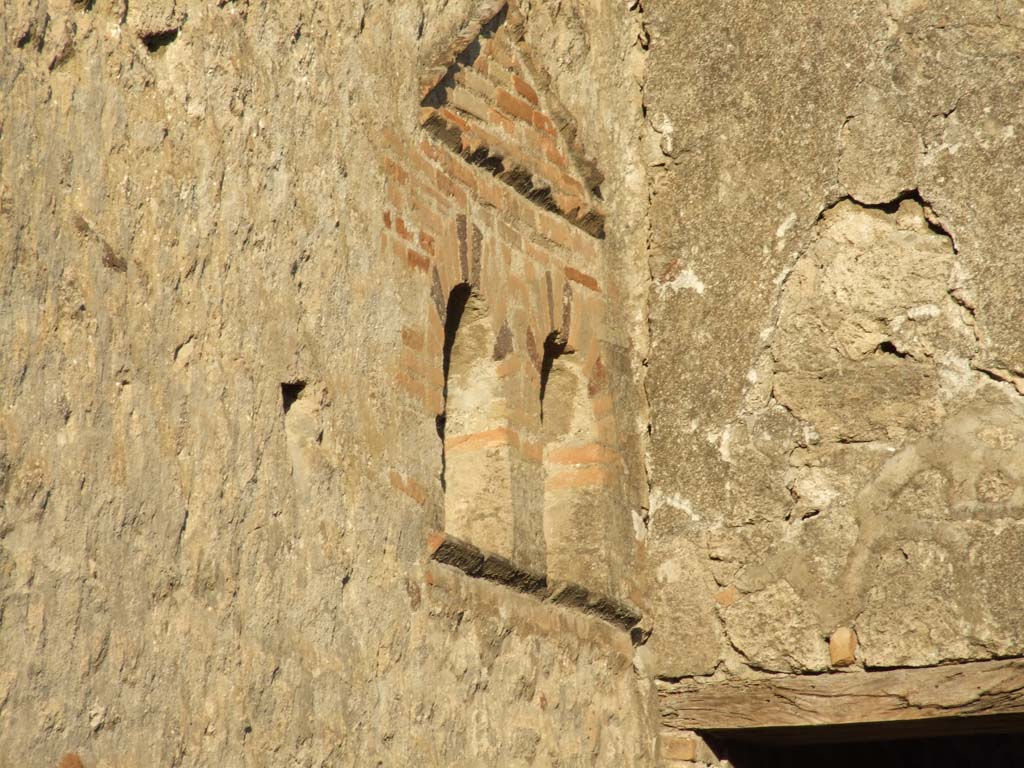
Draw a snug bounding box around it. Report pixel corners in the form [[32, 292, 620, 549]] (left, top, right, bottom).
[[382, 0, 640, 608]]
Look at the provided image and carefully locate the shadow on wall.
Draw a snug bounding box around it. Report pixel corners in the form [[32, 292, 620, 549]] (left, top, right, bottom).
[[708, 729, 1024, 768]]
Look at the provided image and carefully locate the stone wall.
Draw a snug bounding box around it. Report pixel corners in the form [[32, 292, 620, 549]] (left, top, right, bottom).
[[644, 0, 1024, 749], [0, 0, 654, 765], [3, 0, 1021, 765]]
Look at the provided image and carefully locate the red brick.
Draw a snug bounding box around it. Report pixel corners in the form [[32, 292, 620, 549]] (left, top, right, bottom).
[[420, 139, 445, 164], [483, 59, 513, 87], [591, 392, 614, 419], [498, 219, 522, 251], [560, 172, 586, 196], [439, 108, 470, 133], [386, 182, 405, 210], [715, 586, 739, 607], [391, 236, 407, 262], [407, 148, 435, 178], [450, 87, 491, 123], [382, 128, 404, 156], [520, 440, 543, 462], [426, 531, 447, 556], [395, 371, 425, 401], [418, 232, 436, 255], [525, 240, 551, 266], [406, 248, 430, 273], [447, 157, 478, 194], [410, 173, 451, 212], [401, 326, 424, 350], [489, 37, 516, 70], [535, 159, 565, 188], [512, 75, 539, 105], [565, 265, 600, 292], [571, 229, 600, 260], [497, 89, 535, 123], [389, 469, 427, 505], [409, 201, 443, 236], [496, 355, 519, 379], [447, 427, 517, 452], [488, 108, 516, 137], [477, 174, 507, 210], [514, 197, 537, 232], [547, 444, 618, 465], [545, 466, 610, 491], [542, 138, 566, 167], [395, 217, 414, 242], [508, 273, 529, 300], [499, 241, 515, 268], [385, 157, 408, 184], [383, 210, 392, 229], [434, 170, 468, 206], [661, 733, 698, 761], [552, 191, 586, 218], [532, 111, 556, 136]]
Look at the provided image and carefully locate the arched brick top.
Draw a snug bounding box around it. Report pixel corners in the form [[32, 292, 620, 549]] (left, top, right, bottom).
[[417, 2, 606, 238]]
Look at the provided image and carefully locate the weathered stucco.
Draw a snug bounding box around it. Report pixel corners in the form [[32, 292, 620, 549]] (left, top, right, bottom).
[[3, 0, 1023, 766]]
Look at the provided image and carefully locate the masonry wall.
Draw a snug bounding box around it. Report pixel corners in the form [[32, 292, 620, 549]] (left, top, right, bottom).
[[0, 1, 654, 765]]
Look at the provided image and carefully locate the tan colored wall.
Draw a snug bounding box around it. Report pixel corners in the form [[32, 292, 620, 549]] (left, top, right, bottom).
[[5, 0, 1019, 765], [0, 0, 655, 765]]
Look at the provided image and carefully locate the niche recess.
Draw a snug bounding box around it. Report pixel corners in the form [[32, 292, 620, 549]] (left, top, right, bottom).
[[440, 285, 515, 560], [540, 337, 610, 593], [703, 719, 1024, 768]]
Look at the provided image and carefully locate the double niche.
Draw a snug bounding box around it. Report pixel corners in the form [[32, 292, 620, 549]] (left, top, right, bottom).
[[434, 282, 615, 600]]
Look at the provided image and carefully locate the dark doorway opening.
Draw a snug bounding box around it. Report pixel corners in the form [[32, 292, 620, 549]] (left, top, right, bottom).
[[705, 718, 1024, 768]]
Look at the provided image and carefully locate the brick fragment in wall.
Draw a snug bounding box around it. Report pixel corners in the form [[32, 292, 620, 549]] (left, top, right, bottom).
[[472, 224, 484, 283], [565, 266, 600, 293], [830, 627, 858, 667], [407, 248, 430, 273], [494, 323, 514, 361]]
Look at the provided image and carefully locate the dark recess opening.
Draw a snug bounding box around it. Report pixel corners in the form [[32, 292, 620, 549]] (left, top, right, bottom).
[[704, 718, 1024, 768], [142, 28, 179, 53], [281, 382, 306, 414], [436, 283, 473, 490]]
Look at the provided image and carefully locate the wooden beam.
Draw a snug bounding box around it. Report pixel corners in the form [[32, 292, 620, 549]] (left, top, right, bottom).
[[660, 658, 1024, 739]]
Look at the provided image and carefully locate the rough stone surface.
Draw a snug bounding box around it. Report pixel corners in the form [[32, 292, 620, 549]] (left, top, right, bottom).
[[3, 0, 1023, 764], [1, 1, 655, 765], [645, 0, 1024, 682]]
